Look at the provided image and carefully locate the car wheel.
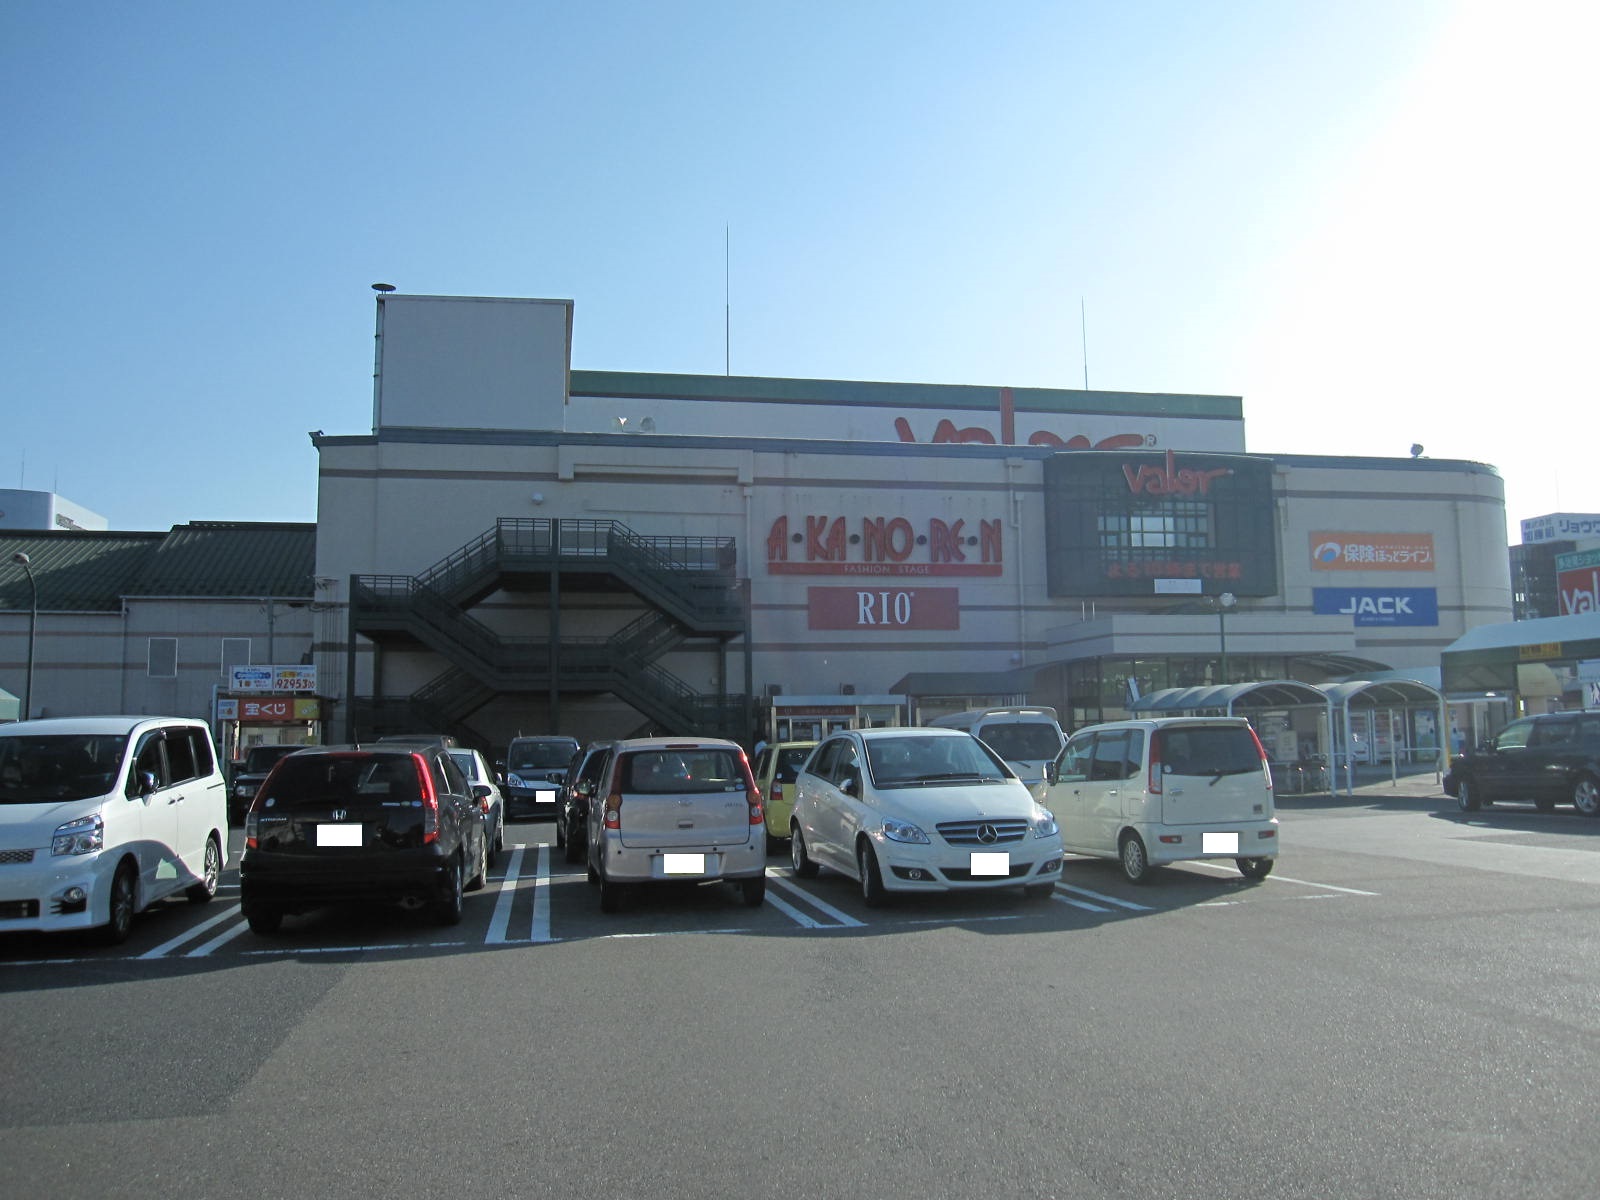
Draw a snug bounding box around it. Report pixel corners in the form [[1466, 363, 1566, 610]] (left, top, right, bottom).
[[1119, 832, 1152, 884], [554, 813, 565, 848], [1022, 882, 1055, 900], [857, 841, 887, 908], [766, 831, 784, 856], [93, 862, 138, 946], [467, 835, 488, 892], [598, 859, 625, 914], [564, 820, 584, 864], [740, 874, 767, 907], [1456, 778, 1481, 812], [186, 834, 222, 903], [487, 821, 501, 870], [1236, 856, 1274, 881], [790, 823, 819, 879], [1574, 775, 1600, 818], [434, 854, 465, 925], [245, 905, 283, 935]]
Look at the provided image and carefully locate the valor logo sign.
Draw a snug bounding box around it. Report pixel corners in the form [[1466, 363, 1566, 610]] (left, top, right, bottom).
[[1313, 588, 1439, 627]]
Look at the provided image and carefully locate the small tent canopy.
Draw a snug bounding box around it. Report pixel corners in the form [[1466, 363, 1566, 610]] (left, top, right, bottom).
[[1129, 680, 1329, 715]]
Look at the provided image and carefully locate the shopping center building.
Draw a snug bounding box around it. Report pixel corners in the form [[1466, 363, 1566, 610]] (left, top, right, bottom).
[[306, 293, 1513, 757]]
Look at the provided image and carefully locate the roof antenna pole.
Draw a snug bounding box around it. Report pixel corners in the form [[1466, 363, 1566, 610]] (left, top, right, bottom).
[[1081, 298, 1089, 390], [725, 225, 732, 376]]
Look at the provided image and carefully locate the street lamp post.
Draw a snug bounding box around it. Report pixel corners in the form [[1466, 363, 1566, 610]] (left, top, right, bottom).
[[11, 552, 37, 720], [1215, 590, 1237, 684]]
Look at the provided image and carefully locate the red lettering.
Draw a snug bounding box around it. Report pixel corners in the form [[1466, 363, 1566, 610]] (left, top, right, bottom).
[[929, 519, 966, 564], [806, 516, 846, 561], [766, 516, 790, 562], [884, 517, 914, 561], [980, 519, 1002, 564], [1124, 450, 1231, 496]]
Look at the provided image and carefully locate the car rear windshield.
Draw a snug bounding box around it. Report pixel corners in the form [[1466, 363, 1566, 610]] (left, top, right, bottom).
[[774, 746, 813, 784], [1156, 727, 1261, 777], [245, 745, 302, 773], [261, 754, 422, 808], [0, 734, 129, 804], [510, 741, 578, 770], [977, 722, 1062, 761], [621, 748, 746, 795]]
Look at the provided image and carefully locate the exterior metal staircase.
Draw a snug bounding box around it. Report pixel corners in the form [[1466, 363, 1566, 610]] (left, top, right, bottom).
[[349, 519, 748, 739]]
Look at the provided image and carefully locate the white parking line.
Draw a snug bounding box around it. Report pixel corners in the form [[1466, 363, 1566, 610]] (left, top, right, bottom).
[[138, 903, 243, 959], [1052, 892, 1111, 913], [766, 870, 866, 927], [764, 887, 829, 928], [486, 844, 526, 944], [1055, 883, 1153, 912], [1183, 860, 1379, 895], [240, 942, 469, 955], [529, 844, 551, 943], [185, 915, 253, 956]]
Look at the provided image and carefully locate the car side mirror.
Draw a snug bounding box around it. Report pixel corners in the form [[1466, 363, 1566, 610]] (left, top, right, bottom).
[[471, 783, 491, 801], [575, 780, 593, 798], [1045, 761, 1059, 785], [136, 770, 159, 797], [839, 773, 858, 797]]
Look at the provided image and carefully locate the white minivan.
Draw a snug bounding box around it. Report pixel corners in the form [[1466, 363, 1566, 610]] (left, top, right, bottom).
[[0, 716, 228, 943], [1044, 716, 1277, 883], [926, 706, 1067, 800]]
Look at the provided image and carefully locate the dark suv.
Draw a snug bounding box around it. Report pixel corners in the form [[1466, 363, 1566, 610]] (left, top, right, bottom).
[[555, 740, 614, 863], [238, 741, 490, 933], [229, 743, 308, 825], [1444, 711, 1600, 816]]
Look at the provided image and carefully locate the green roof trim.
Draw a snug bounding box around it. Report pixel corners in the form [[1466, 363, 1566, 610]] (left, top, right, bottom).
[[1, 523, 315, 612], [570, 370, 1241, 419]]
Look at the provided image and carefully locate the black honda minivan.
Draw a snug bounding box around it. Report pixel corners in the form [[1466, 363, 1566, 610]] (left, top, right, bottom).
[[239, 741, 490, 933]]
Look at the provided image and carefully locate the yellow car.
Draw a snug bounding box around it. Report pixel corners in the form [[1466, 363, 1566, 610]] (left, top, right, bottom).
[[752, 740, 817, 853]]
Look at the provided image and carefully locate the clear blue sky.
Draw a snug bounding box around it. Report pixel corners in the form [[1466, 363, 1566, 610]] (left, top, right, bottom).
[[4, 1, 1594, 539]]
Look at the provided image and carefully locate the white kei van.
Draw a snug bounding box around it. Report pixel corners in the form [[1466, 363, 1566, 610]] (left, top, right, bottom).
[[926, 706, 1067, 800], [0, 716, 229, 943], [1043, 716, 1278, 883]]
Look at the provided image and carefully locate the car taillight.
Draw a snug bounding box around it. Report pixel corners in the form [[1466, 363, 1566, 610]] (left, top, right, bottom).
[[1148, 731, 1163, 795], [746, 766, 763, 825], [1247, 726, 1273, 790], [245, 810, 259, 850], [413, 753, 440, 843], [604, 790, 622, 830]]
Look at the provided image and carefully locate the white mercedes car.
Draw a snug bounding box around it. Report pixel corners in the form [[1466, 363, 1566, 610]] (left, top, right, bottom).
[[788, 726, 1063, 905]]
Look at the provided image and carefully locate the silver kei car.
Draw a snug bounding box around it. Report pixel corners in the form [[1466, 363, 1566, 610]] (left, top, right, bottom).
[[585, 736, 767, 914]]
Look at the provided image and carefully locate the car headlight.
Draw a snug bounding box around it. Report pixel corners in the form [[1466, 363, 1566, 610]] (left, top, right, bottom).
[[53, 813, 104, 856], [1032, 808, 1059, 838], [507, 773, 526, 788], [880, 818, 929, 844]]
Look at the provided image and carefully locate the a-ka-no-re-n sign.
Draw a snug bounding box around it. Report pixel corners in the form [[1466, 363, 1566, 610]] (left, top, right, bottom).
[[766, 515, 1003, 576]]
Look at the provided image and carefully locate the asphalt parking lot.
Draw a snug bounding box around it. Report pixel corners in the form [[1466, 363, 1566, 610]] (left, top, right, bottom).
[[6, 774, 1600, 1200], [10, 770, 1582, 966]]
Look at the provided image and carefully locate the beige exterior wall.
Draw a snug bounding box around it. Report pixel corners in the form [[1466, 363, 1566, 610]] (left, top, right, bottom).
[[312, 428, 1510, 743]]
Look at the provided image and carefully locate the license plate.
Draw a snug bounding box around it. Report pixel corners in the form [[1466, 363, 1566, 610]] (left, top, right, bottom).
[[316, 824, 362, 848], [663, 853, 705, 875], [970, 851, 1010, 876], [1202, 831, 1240, 854]]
